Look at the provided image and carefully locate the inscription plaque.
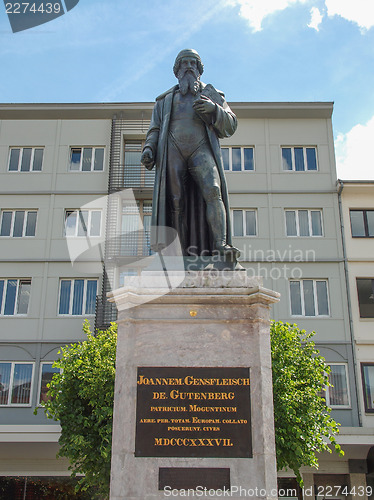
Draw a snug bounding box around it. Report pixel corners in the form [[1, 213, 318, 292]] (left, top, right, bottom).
[[135, 367, 251, 458], [158, 467, 231, 490]]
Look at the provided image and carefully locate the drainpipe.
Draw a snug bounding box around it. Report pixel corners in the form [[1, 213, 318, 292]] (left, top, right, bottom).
[[337, 179, 362, 426]]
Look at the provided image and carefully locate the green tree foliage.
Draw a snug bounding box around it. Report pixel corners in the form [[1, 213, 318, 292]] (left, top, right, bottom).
[[38, 320, 117, 498], [271, 321, 343, 483], [39, 320, 343, 495]]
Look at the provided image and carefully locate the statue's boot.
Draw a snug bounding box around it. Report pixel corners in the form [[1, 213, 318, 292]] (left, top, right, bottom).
[[206, 198, 241, 260]]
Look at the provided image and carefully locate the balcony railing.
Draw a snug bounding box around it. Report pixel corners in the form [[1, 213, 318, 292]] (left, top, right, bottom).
[[95, 296, 118, 331], [109, 164, 155, 192], [105, 233, 153, 260]]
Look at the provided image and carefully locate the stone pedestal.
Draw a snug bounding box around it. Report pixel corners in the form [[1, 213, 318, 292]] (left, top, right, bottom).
[[108, 271, 280, 500]]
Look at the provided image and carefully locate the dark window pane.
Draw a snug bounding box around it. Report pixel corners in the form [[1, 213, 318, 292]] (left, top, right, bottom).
[[65, 211, 77, 237], [311, 211, 322, 236], [25, 212, 37, 236], [298, 210, 309, 236], [282, 148, 292, 170], [20, 148, 32, 172], [33, 149, 43, 171], [357, 279, 374, 318], [70, 149, 81, 171], [94, 148, 104, 171], [0, 363, 11, 405], [303, 280, 315, 316], [85, 281, 97, 314], [306, 148, 317, 170], [285, 211, 297, 236], [367, 211, 374, 237], [350, 211, 366, 237], [362, 365, 374, 411], [13, 211, 25, 237], [244, 148, 254, 170], [1, 212, 12, 236], [40, 364, 60, 404], [0, 280, 4, 313], [316, 281, 329, 315], [72, 280, 84, 315], [59, 280, 71, 314], [4, 280, 17, 315], [78, 211, 88, 236], [9, 149, 20, 171], [221, 148, 229, 171], [233, 210, 243, 236], [290, 281, 302, 315], [82, 148, 92, 171], [245, 211, 256, 236], [17, 280, 31, 315], [329, 365, 349, 406], [294, 148, 305, 171], [232, 148, 241, 171], [11, 364, 33, 404], [90, 211, 101, 237]]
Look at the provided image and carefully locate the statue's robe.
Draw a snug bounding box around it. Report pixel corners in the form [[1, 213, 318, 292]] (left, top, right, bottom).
[[144, 82, 237, 255]]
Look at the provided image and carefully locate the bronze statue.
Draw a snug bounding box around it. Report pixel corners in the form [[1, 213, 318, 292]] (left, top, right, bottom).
[[141, 49, 239, 260]]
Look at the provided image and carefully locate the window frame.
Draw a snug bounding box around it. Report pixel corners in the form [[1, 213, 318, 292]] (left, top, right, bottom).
[[0, 361, 35, 407], [361, 362, 374, 413], [231, 209, 257, 237], [0, 210, 37, 237], [281, 146, 318, 172], [64, 209, 102, 238], [8, 147, 44, 172], [322, 363, 351, 409], [121, 199, 153, 256], [0, 278, 32, 316], [221, 146, 255, 172], [349, 209, 374, 238], [69, 146, 105, 172], [289, 279, 330, 317], [285, 209, 323, 237], [58, 278, 98, 316]]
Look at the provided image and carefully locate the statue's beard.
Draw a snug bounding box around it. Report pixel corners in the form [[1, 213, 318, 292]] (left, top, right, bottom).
[[177, 68, 200, 96]]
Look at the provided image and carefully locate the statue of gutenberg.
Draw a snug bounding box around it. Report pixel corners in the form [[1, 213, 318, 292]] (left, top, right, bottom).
[[141, 49, 239, 259]]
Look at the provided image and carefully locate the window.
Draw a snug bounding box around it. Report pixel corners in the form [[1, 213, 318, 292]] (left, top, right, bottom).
[[58, 279, 98, 315], [121, 200, 153, 256], [64, 209, 101, 237], [361, 363, 374, 412], [123, 142, 155, 188], [0, 279, 31, 316], [221, 147, 254, 171], [0, 362, 34, 405], [350, 210, 374, 237], [69, 147, 104, 171], [282, 147, 317, 171], [0, 210, 37, 237], [356, 279, 374, 318], [232, 210, 257, 237], [289, 279, 329, 316], [8, 147, 44, 172], [285, 209, 323, 237], [39, 363, 60, 404], [322, 364, 350, 408]]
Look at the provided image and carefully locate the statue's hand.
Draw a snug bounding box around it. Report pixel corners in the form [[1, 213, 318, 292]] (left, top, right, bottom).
[[193, 95, 216, 116], [141, 148, 155, 170]]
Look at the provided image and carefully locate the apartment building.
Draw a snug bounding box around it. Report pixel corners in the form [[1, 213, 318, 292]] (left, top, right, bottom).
[[0, 102, 369, 497]]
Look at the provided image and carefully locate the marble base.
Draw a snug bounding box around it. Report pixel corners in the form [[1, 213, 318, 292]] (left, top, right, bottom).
[[108, 271, 280, 500]]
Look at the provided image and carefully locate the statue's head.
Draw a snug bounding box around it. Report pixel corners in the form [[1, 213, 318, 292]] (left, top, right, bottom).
[[173, 49, 204, 78]]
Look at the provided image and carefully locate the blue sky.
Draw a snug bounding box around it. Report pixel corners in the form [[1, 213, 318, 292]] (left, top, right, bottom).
[[0, 0, 374, 179]]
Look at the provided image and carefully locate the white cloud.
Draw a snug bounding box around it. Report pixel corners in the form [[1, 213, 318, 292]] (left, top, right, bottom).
[[226, 0, 308, 31], [308, 6, 323, 31], [325, 0, 374, 31], [335, 116, 374, 180]]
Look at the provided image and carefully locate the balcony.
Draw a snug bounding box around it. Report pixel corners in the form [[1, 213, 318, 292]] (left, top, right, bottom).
[[95, 296, 118, 331], [109, 164, 155, 192]]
